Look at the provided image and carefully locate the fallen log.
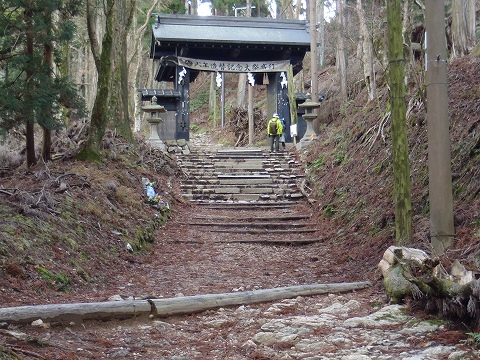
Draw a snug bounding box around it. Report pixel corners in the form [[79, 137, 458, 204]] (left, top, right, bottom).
[[149, 282, 371, 318], [0, 300, 152, 324], [0, 282, 371, 324]]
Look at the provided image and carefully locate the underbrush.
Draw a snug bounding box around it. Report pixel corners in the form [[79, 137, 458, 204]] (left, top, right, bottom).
[[0, 130, 183, 302], [303, 55, 480, 273]]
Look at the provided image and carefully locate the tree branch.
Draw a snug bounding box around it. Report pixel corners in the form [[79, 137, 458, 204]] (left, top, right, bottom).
[[86, 0, 101, 71]]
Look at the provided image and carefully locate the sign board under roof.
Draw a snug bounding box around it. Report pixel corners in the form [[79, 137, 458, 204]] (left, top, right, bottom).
[[150, 14, 311, 81]]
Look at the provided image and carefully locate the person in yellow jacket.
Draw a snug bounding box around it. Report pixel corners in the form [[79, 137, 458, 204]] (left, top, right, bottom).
[[267, 113, 283, 153]]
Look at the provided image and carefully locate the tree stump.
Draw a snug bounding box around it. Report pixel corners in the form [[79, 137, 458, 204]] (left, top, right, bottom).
[[379, 246, 480, 329]]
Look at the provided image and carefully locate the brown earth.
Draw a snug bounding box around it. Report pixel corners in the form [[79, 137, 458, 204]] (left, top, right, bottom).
[[0, 55, 479, 358]]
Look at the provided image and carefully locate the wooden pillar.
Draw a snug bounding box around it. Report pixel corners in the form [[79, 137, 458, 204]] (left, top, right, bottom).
[[425, 0, 455, 255], [176, 65, 190, 141]]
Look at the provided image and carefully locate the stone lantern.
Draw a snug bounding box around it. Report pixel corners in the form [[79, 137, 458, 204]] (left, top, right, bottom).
[[142, 95, 166, 149], [297, 94, 321, 150]]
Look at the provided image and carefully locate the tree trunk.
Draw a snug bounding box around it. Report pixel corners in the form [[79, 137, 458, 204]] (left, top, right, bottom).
[[112, 0, 135, 143], [237, 74, 247, 108], [131, 0, 161, 133], [25, 7, 36, 167], [0, 282, 371, 324], [80, 0, 135, 159], [451, 0, 476, 58], [275, 0, 292, 19], [387, 0, 413, 244], [295, 0, 302, 19], [316, 0, 325, 68], [80, 0, 115, 160], [41, 11, 53, 162], [356, 0, 376, 101], [336, 0, 348, 101], [0, 300, 151, 324], [150, 282, 371, 317]]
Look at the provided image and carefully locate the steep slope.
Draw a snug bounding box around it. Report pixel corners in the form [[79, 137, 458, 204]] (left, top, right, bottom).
[[302, 55, 480, 277]]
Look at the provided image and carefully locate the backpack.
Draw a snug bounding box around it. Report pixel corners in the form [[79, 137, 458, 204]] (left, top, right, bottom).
[[269, 119, 278, 134]]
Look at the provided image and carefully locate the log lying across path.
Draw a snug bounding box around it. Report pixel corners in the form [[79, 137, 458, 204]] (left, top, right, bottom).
[[0, 281, 371, 324]]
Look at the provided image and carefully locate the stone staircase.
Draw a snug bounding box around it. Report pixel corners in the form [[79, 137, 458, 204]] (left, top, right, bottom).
[[173, 144, 321, 244], [176, 147, 305, 205]]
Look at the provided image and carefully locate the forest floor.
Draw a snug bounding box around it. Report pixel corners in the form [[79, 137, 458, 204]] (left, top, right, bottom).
[[0, 132, 477, 359], [0, 55, 479, 358]]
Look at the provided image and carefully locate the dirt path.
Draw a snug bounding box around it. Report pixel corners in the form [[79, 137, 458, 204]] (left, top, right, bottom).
[[1, 133, 476, 359]]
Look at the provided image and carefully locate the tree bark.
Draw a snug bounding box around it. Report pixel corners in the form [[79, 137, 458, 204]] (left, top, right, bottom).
[[132, 0, 161, 133], [356, 0, 376, 101], [0, 282, 371, 324], [112, 0, 135, 143], [24, 6, 36, 167], [237, 74, 247, 108], [316, 0, 325, 68], [41, 10, 53, 162], [451, 0, 476, 58], [0, 300, 151, 324], [149, 282, 371, 317], [81, 0, 135, 159], [336, 0, 348, 101], [80, 0, 115, 160], [387, 0, 413, 244]]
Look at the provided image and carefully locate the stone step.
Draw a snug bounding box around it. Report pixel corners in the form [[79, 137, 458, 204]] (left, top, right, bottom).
[[191, 214, 311, 221], [182, 180, 298, 187], [186, 221, 309, 229], [182, 192, 304, 202], [183, 188, 299, 197], [190, 201, 301, 209], [181, 153, 293, 160], [205, 228, 319, 234], [177, 146, 305, 205], [182, 178, 300, 186], [179, 169, 299, 176], [177, 160, 299, 168]]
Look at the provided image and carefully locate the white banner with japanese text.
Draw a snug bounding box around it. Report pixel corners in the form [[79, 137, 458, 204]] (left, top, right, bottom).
[[177, 57, 290, 73]]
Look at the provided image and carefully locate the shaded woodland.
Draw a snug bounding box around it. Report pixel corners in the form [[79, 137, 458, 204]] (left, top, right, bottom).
[[1, 0, 480, 342]]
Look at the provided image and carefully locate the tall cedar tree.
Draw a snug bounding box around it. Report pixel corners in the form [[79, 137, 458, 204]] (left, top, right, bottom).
[[387, 0, 413, 244], [0, 0, 84, 166], [80, 0, 135, 161]]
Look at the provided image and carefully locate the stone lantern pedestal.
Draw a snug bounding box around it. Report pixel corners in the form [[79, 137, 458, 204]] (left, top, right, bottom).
[[142, 96, 166, 150], [297, 96, 321, 150]]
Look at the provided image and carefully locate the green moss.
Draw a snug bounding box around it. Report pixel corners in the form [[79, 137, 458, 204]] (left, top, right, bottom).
[[383, 265, 413, 303], [76, 148, 103, 163], [129, 210, 170, 253], [310, 156, 324, 171], [64, 237, 78, 251], [55, 272, 71, 291], [36, 266, 71, 292], [190, 90, 210, 111]]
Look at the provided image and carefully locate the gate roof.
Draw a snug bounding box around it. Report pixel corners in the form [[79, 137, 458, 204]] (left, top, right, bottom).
[[150, 14, 311, 82]]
